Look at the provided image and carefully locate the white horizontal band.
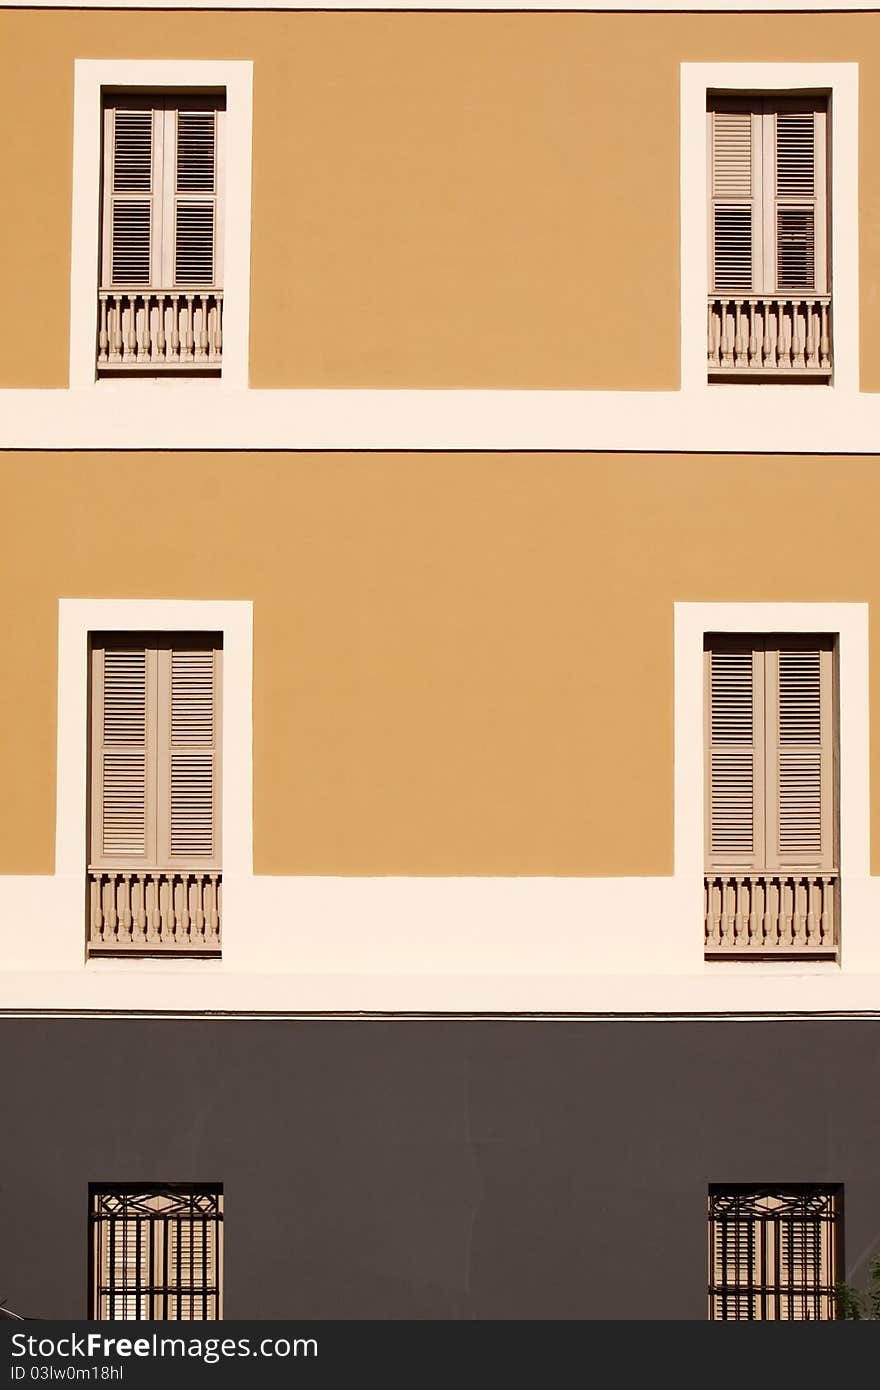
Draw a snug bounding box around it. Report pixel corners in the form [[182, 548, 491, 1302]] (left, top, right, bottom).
[[3, 2, 878, 12], [4, 384, 880, 453]]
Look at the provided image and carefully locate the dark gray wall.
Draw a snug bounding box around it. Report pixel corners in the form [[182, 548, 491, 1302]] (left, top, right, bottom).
[[2, 1018, 879, 1319]]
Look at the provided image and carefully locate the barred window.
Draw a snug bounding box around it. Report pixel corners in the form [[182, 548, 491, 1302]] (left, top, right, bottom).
[[90, 1186, 223, 1320], [708, 1186, 840, 1320]]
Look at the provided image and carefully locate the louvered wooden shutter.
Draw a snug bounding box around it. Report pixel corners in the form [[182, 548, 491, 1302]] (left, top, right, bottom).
[[173, 109, 220, 286], [101, 1215, 150, 1320], [90, 640, 157, 869], [710, 103, 760, 293], [771, 105, 827, 294], [765, 637, 836, 872], [103, 104, 160, 287], [157, 638, 222, 868], [704, 637, 764, 871], [713, 1212, 756, 1318]]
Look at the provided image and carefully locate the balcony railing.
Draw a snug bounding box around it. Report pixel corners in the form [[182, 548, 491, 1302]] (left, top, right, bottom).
[[707, 295, 831, 377], [88, 868, 222, 955], [97, 289, 223, 372], [704, 872, 838, 958]]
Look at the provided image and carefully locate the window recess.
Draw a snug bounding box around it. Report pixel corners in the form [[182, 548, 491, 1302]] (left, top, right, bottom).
[[98, 94, 225, 375], [88, 633, 222, 956], [707, 95, 831, 380], [90, 1186, 223, 1321], [708, 1187, 840, 1321], [703, 634, 838, 959]]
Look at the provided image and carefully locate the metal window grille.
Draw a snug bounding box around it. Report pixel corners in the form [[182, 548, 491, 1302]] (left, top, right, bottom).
[[708, 1187, 840, 1320], [90, 1186, 222, 1320]]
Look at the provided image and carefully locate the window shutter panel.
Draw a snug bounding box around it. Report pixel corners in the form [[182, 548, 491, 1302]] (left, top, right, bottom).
[[704, 638, 764, 871], [166, 1218, 217, 1317], [90, 642, 156, 868], [765, 638, 836, 871], [101, 1215, 150, 1320], [173, 109, 219, 285], [157, 640, 222, 866], [710, 106, 760, 292], [773, 109, 821, 291], [105, 107, 157, 286]]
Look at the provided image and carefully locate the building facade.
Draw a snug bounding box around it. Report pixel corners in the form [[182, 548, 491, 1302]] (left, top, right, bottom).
[[1, 0, 879, 1320]]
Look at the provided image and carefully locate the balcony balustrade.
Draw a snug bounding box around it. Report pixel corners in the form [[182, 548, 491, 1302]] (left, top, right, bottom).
[[97, 289, 223, 372], [88, 868, 222, 955], [707, 295, 831, 377], [704, 872, 838, 958]]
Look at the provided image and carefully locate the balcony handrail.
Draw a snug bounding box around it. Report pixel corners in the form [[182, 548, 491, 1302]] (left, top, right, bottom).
[[98, 285, 224, 296]]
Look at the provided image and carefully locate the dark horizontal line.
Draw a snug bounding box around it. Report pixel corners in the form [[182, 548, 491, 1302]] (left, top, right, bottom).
[[1, 1008, 879, 1022]]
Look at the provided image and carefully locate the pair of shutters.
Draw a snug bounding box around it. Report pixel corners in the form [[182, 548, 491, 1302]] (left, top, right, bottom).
[[95, 1192, 221, 1321], [89, 634, 222, 871], [704, 635, 836, 874], [709, 96, 828, 294], [102, 96, 225, 289], [710, 1193, 835, 1320]]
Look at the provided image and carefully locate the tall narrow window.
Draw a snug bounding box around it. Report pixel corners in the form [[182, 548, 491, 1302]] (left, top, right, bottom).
[[90, 1187, 223, 1320], [708, 1187, 840, 1320], [703, 635, 838, 958], [88, 633, 222, 955], [707, 94, 831, 379], [98, 94, 225, 375]]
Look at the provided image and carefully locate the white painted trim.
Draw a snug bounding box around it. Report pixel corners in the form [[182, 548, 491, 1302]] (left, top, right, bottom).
[[9, 386, 880, 452], [55, 598, 253, 890], [69, 60, 253, 390], [674, 602, 871, 969], [4, 2, 880, 12], [681, 63, 859, 395]]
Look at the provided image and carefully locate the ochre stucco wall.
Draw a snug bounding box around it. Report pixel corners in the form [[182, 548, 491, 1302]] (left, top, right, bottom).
[[1, 451, 879, 876], [1, 10, 880, 389]]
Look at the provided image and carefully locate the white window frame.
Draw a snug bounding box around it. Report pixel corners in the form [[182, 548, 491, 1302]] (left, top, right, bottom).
[[681, 63, 859, 395], [69, 60, 253, 390], [56, 600, 253, 894], [674, 602, 870, 969]]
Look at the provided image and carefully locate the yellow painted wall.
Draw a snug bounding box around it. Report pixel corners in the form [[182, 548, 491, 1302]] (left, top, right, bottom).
[[1, 451, 879, 876], [1, 10, 880, 389]]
